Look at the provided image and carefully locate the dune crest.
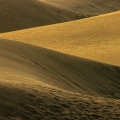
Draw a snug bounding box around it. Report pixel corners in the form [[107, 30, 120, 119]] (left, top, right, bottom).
[[0, 39, 120, 119], [0, 0, 82, 33], [0, 39, 120, 98], [0, 0, 120, 33], [1, 11, 120, 66], [41, 0, 120, 14], [0, 1, 120, 119]]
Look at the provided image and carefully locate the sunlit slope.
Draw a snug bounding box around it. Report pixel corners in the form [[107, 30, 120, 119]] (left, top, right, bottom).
[[41, 0, 120, 14], [0, 39, 120, 99], [1, 11, 120, 66], [0, 0, 82, 33]]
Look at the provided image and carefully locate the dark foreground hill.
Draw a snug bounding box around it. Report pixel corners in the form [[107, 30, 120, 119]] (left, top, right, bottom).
[[0, 39, 120, 119], [0, 39, 120, 98]]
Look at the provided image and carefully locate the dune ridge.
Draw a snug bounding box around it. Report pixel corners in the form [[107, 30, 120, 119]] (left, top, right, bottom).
[[0, 39, 120, 98], [0, 0, 84, 33], [0, 1, 120, 119], [41, 0, 120, 14], [0, 39, 120, 119], [1, 11, 120, 66], [0, 80, 120, 120], [0, 0, 120, 33]]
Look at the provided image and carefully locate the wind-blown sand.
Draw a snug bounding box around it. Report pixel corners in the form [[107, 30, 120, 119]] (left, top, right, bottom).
[[0, 39, 120, 119], [1, 11, 120, 66]]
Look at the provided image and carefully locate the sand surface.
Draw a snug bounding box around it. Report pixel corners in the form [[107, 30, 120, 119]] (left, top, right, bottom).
[[0, 0, 82, 33], [1, 11, 120, 66], [0, 38, 120, 119], [41, 0, 120, 13], [0, 1, 120, 119], [0, 0, 120, 33]]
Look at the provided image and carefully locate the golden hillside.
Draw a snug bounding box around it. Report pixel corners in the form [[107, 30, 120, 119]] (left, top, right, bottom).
[[0, 38, 120, 119], [1, 11, 120, 66], [0, 0, 120, 33], [0, 2, 120, 119], [0, 39, 120, 98]]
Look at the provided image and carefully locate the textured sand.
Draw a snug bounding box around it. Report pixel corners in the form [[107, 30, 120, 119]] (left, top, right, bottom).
[[0, 80, 120, 120], [0, 0, 84, 33], [1, 11, 120, 66], [0, 1, 120, 119], [0, 39, 120, 98], [41, 0, 120, 13], [0, 39, 120, 119], [0, 0, 120, 33]]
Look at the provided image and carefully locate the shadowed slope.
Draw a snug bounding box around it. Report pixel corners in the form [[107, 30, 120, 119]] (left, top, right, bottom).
[[0, 39, 120, 119], [0, 39, 120, 99], [0, 81, 120, 120], [0, 0, 120, 33], [41, 0, 120, 13], [0, 0, 83, 33], [1, 11, 120, 66]]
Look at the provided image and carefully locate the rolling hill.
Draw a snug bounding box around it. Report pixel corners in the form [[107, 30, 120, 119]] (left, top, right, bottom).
[[41, 0, 120, 13], [1, 11, 120, 66], [0, 1, 120, 119], [0, 0, 120, 33], [0, 39, 120, 98], [0, 38, 120, 119], [0, 0, 82, 33]]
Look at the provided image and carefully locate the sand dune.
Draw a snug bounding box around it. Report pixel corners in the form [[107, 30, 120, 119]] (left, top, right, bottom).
[[41, 0, 120, 14], [0, 79, 120, 120], [0, 39, 120, 98], [0, 2, 120, 119], [0, 0, 120, 33], [0, 39, 120, 119], [1, 11, 120, 66], [0, 0, 82, 33]]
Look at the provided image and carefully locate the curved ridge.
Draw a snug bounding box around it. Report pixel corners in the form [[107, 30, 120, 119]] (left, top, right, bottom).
[[1, 11, 120, 66], [0, 38, 120, 119], [0, 39, 120, 99]]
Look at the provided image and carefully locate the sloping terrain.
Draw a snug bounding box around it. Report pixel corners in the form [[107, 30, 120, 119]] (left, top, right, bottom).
[[0, 0, 120, 33], [0, 39, 120, 98], [0, 38, 120, 119], [0, 1, 120, 119], [41, 0, 120, 13], [0, 0, 83, 33], [1, 11, 120, 66], [0, 79, 120, 120]]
